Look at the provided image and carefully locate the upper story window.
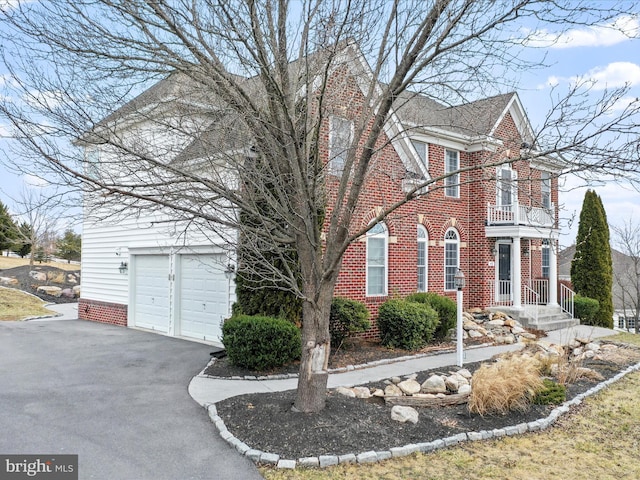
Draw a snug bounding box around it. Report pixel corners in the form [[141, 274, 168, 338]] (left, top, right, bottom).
[[417, 225, 428, 292], [541, 171, 551, 209], [366, 222, 388, 296], [444, 228, 459, 291], [411, 140, 428, 168], [445, 149, 459, 198], [329, 116, 353, 176], [497, 166, 517, 208]]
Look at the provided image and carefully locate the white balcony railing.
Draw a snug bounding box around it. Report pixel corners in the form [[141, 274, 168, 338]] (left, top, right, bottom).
[[487, 203, 555, 227]]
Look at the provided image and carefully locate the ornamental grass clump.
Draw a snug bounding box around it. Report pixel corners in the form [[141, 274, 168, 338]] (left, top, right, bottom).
[[468, 356, 544, 416]]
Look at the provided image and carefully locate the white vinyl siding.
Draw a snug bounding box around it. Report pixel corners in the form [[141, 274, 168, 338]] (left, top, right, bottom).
[[445, 149, 459, 198], [366, 222, 388, 296], [444, 228, 459, 291]]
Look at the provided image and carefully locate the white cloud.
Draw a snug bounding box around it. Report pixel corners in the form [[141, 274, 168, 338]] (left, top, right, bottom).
[[23, 174, 50, 187], [540, 62, 640, 91], [525, 15, 640, 49], [0, 0, 32, 10]]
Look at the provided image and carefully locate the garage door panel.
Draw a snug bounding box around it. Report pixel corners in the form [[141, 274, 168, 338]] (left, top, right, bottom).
[[179, 254, 227, 342], [133, 255, 170, 333]]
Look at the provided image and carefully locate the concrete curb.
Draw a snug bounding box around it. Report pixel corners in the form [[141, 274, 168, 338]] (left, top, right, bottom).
[[206, 360, 640, 469]]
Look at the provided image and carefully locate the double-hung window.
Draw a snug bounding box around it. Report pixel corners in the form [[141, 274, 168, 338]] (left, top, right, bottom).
[[417, 225, 428, 292], [541, 171, 551, 209], [329, 116, 352, 176], [444, 149, 459, 197], [366, 222, 388, 296], [497, 166, 516, 210], [411, 140, 428, 168], [444, 228, 459, 290]]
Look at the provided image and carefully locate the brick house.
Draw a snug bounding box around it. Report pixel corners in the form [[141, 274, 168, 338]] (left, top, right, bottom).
[[79, 46, 571, 345]]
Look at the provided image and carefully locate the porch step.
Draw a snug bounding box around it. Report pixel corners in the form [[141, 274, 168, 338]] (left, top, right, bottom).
[[487, 305, 580, 332]]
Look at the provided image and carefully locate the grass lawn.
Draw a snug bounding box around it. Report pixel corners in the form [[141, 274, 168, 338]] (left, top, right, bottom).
[[0, 256, 80, 271], [262, 332, 640, 480], [0, 287, 56, 321]]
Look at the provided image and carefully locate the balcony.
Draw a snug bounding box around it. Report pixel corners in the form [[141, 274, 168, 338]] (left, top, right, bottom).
[[487, 202, 554, 228]]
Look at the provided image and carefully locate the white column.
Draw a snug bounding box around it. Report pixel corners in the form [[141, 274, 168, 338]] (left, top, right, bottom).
[[548, 239, 558, 306], [512, 236, 522, 308]]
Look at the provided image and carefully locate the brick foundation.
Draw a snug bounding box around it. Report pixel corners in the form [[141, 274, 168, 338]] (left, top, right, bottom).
[[78, 298, 128, 327]]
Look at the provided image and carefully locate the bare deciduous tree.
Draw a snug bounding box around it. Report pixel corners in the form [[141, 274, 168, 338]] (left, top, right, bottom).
[[612, 219, 640, 334], [0, 1, 639, 412]]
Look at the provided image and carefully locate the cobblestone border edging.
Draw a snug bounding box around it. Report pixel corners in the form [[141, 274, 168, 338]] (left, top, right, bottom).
[[205, 360, 640, 469], [199, 342, 495, 381]]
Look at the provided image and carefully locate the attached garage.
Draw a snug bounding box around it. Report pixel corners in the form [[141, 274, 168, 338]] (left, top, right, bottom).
[[177, 254, 229, 342], [131, 255, 171, 333], [129, 251, 231, 345]]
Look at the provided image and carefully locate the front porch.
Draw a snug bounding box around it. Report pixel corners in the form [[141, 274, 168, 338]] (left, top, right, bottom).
[[488, 279, 578, 331]]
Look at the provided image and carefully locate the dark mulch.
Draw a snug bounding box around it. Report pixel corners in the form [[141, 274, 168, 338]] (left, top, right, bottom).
[[0, 265, 80, 304], [214, 350, 639, 460], [204, 338, 481, 378]]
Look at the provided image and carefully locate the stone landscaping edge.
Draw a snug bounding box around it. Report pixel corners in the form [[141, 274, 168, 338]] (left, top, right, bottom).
[[199, 341, 496, 381], [203, 360, 640, 469]]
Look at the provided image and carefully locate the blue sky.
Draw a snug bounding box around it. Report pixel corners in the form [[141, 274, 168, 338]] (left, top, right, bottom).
[[0, 5, 639, 247]]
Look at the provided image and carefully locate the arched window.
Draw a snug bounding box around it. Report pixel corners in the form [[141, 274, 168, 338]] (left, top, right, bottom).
[[444, 228, 459, 290], [366, 222, 388, 296], [417, 225, 428, 292]]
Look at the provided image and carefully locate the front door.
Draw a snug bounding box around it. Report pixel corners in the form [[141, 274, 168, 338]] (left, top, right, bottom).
[[498, 243, 512, 303]]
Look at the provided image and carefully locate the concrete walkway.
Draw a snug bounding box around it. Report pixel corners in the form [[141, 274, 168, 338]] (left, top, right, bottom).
[[26, 302, 79, 321], [189, 324, 620, 406]]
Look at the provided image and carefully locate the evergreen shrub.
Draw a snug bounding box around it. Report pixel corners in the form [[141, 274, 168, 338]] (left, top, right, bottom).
[[377, 299, 439, 351], [406, 292, 456, 339], [329, 297, 370, 349], [574, 295, 600, 326]]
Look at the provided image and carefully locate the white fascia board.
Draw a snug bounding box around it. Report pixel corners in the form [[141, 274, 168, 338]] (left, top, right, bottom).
[[485, 225, 560, 240], [529, 153, 566, 173], [489, 93, 535, 145], [403, 122, 502, 153]]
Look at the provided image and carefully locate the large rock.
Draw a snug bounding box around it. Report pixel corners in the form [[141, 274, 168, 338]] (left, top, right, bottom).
[[458, 384, 472, 395], [73, 285, 81, 296], [444, 375, 459, 392], [29, 271, 47, 282], [391, 406, 419, 424], [352, 387, 372, 399], [0, 276, 19, 285], [60, 288, 75, 299], [66, 273, 78, 284], [397, 379, 421, 396], [384, 384, 403, 397], [421, 375, 447, 394], [36, 286, 62, 297], [335, 387, 356, 398]]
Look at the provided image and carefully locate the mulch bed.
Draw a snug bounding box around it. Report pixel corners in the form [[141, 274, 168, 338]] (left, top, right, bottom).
[[0, 265, 80, 304], [213, 343, 640, 460]]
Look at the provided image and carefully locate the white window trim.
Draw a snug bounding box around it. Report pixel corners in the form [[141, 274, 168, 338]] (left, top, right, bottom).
[[417, 225, 428, 292], [411, 139, 429, 169], [329, 116, 353, 176], [541, 171, 551, 209], [444, 228, 459, 291], [496, 165, 517, 207], [444, 149, 460, 198], [366, 222, 388, 297]]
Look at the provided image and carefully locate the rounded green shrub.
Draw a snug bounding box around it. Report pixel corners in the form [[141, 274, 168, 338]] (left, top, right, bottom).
[[533, 379, 567, 405], [406, 292, 456, 339], [222, 315, 301, 371], [377, 299, 439, 351], [329, 297, 371, 349], [574, 295, 600, 326]]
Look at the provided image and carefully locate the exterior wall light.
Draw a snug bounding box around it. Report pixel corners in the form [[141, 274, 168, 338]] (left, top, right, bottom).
[[118, 261, 128, 274]]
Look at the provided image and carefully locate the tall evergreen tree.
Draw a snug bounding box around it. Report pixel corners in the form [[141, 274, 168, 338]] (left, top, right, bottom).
[[571, 190, 614, 328], [0, 200, 17, 253]]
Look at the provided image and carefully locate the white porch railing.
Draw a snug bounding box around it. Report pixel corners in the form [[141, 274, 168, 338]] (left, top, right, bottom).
[[560, 283, 575, 318], [522, 284, 539, 324], [487, 202, 554, 227], [489, 280, 513, 306]]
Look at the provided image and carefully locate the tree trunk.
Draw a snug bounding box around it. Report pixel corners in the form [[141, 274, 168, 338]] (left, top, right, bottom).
[[293, 282, 334, 413]]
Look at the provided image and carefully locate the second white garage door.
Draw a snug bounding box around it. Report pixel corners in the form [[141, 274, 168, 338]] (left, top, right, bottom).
[[178, 254, 229, 342]]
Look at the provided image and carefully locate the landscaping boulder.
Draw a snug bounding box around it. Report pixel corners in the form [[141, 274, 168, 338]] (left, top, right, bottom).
[[390, 405, 419, 424]]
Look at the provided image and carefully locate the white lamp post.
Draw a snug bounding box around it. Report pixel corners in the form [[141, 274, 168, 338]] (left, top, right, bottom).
[[454, 268, 466, 367]]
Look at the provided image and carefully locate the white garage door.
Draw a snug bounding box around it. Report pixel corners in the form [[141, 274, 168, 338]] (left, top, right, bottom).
[[178, 254, 229, 342], [133, 255, 171, 333]]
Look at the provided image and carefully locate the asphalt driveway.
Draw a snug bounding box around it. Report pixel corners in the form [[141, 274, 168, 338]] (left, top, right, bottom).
[[0, 319, 262, 480]]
